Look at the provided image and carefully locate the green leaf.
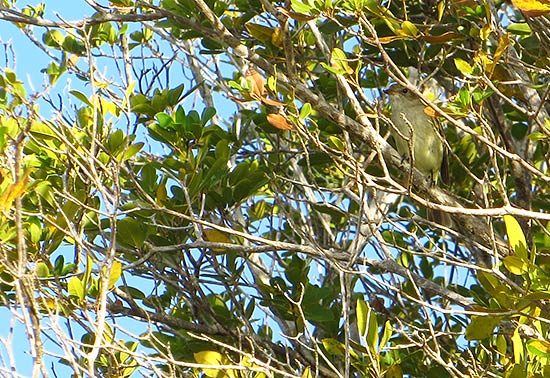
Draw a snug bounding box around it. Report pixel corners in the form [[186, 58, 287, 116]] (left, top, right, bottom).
[[454, 58, 473, 75], [366, 305, 378, 352], [201, 106, 216, 125], [504, 215, 528, 261], [118, 285, 146, 300], [43, 30, 65, 47], [68, 276, 85, 301], [330, 47, 352, 75], [36, 262, 50, 278], [299, 103, 312, 120], [507, 22, 531, 35], [356, 298, 368, 336], [246, 23, 275, 43], [379, 320, 393, 351], [123, 142, 144, 160], [465, 316, 502, 340], [117, 217, 148, 248], [322, 338, 345, 356], [70, 90, 93, 106]]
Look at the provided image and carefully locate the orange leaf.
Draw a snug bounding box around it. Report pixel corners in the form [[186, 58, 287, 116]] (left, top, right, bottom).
[[261, 97, 286, 106], [266, 113, 293, 130], [423, 106, 437, 117], [246, 68, 266, 98]]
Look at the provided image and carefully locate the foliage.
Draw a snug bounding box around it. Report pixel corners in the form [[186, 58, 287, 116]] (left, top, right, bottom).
[[1, 0, 550, 377]]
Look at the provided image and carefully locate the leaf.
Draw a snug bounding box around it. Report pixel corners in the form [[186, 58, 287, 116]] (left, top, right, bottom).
[[465, 315, 502, 340], [70, 90, 93, 106], [504, 215, 528, 261], [512, 327, 524, 363], [454, 58, 473, 75], [36, 262, 50, 278], [379, 320, 393, 351], [330, 47, 352, 75], [203, 228, 232, 252], [260, 97, 286, 106], [277, 6, 316, 21], [356, 298, 368, 336], [503, 255, 528, 275], [365, 305, 378, 352], [299, 103, 312, 119], [266, 113, 293, 130], [400, 20, 418, 37], [68, 276, 85, 302], [246, 68, 265, 99], [385, 364, 403, 378], [0, 168, 33, 211], [194, 350, 229, 378], [245, 23, 275, 43], [527, 339, 550, 357], [422, 31, 462, 44], [511, 0, 550, 17], [322, 338, 345, 356], [106, 260, 122, 289]]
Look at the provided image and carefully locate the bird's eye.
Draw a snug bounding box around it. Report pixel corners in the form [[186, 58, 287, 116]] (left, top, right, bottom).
[[401, 88, 409, 94]]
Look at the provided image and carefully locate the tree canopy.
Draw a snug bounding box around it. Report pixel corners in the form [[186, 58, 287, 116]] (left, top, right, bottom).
[[1, 0, 550, 377]]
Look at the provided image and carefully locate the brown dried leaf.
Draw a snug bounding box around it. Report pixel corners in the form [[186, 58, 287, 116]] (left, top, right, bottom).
[[421, 31, 462, 44], [246, 68, 266, 98], [261, 97, 286, 106], [266, 113, 293, 130], [276, 7, 316, 21]]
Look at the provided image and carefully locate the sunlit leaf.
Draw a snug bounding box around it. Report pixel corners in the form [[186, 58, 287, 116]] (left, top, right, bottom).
[[504, 215, 528, 261], [266, 113, 293, 130], [511, 0, 550, 17]]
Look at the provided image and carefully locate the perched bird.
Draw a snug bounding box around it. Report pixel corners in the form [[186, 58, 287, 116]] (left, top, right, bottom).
[[385, 83, 450, 224], [385, 83, 447, 184]]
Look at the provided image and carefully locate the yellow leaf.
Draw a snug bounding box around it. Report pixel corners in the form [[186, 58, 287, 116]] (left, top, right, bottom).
[[271, 27, 284, 47], [400, 20, 418, 37], [487, 34, 510, 77], [454, 58, 473, 75], [0, 169, 33, 211], [194, 350, 229, 378], [203, 229, 232, 244], [504, 214, 528, 261], [156, 181, 167, 204], [104, 260, 122, 290], [511, 0, 550, 17], [302, 367, 312, 378], [503, 255, 528, 275]]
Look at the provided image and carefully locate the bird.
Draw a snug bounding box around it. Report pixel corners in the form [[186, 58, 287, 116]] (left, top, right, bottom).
[[384, 83, 448, 184], [385, 83, 450, 224]]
